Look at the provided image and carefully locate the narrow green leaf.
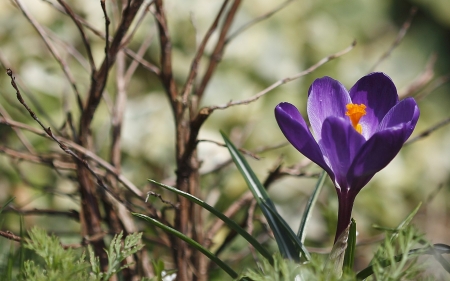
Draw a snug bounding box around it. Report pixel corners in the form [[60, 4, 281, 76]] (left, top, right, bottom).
[[132, 213, 239, 279], [343, 218, 357, 272], [396, 202, 422, 230], [0, 197, 15, 215], [221, 131, 300, 260], [297, 171, 326, 243], [261, 200, 311, 261], [148, 179, 274, 264]]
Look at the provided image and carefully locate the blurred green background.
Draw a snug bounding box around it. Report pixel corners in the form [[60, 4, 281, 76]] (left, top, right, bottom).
[[0, 0, 449, 277]]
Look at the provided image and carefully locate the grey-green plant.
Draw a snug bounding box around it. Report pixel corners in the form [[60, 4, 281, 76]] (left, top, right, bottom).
[[20, 227, 145, 281]]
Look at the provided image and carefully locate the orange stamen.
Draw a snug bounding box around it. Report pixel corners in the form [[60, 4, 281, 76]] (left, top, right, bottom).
[[345, 103, 366, 134]]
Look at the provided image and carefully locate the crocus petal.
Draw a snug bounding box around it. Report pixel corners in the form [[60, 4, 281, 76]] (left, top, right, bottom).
[[319, 117, 365, 192], [347, 128, 406, 194], [275, 102, 333, 177], [349, 73, 398, 139], [378, 97, 420, 142], [307, 77, 351, 141]]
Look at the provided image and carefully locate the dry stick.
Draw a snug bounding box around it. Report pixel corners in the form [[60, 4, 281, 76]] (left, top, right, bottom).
[[0, 229, 83, 249], [3, 207, 79, 220], [41, 0, 160, 75], [101, 0, 110, 71], [0, 116, 143, 198], [400, 53, 437, 99], [0, 145, 76, 170], [181, 0, 230, 104], [197, 139, 260, 160], [195, 0, 242, 102], [124, 30, 155, 84], [416, 74, 450, 101], [0, 103, 35, 153], [120, 0, 154, 49], [209, 40, 357, 111], [6, 69, 136, 212], [370, 7, 417, 72], [405, 116, 450, 145], [57, 0, 96, 73], [14, 0, 83, 111], [225, 0, 295, 44]]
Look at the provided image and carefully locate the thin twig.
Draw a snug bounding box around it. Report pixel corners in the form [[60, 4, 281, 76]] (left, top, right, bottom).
[[181, 0, 230, 104], [14, 0, 83, 110], [6, 69, 137, 211], [0, 116, 142, 198], [146, 191, 179, 209], [405, 116, 450, 145], [195, 0, 242, 101], [57, 0, 96, 72], [202, 40, 356, 113], [3, 207, 79, 220], [400, 53, 437, 98], [416, 74, 450, 101], [225, 0, 294, 44], [370, 7, 417, 72], [197, 139, 260, 160]]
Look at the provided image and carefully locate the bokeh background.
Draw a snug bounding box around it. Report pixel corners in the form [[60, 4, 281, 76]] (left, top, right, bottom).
[[0, 0, 449, 278]]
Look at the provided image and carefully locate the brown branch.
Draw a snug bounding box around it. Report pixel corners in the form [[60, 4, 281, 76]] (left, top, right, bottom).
[[0, 230, 22, 243], [41, 0, 160, 75], [405, 116, 450, 145], [181, 0, 230, 103], [370, 7, 417, 72], [209, 40, 356, 111], [153, 0, 177, 102], [416, 73, 450, 101], [0, 116, 143, 198], [3, 207, 79, 220], [14, 0, 83, 110], [225, 0, 294, 44], [6, 69, 137, 212], [57, 0, 96, 72], [146, 191, 179, 209], [80, 0, 144, 132], [400, 53, 437, 98], [195, 0, 242, 101], [190, 41, 356, 135], [197, 139, 260, 160]]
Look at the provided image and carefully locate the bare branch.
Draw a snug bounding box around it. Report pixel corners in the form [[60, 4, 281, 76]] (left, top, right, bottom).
[[405, 116, 450, 145], [225, 0, 294, 44], [3, 207, 79, 220], [370, 7, 417, 72], [14, 0, 83, 110], [57, 0, 96, 72], [6, 69, 139, 211], [208, 40, 356, 111], [181, 0, 230, 103], [0, 116, 143, 198], [195, 0, 242, 101], [400, 53, 437, 98]]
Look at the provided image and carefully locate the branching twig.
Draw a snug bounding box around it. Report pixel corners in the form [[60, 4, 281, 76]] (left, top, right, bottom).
[[195, 0, 242, 101], [209, 40, 356, 111], [146, 191, 179, 209], [6, 69, 137, 212], [57, 0, 96, 73], [225, 0, 294, 44], [181, 0, 230, 104], [405, 116, 450, 145], [370, 7, 417, 72], [14, 0, 83, 110]]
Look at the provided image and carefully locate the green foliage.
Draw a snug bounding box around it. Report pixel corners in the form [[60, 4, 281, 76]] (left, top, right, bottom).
[[22, 228, 90, 281], [20, 227, 144, 281], [367, 225, 430, 281], [238, 252, 356, 281]]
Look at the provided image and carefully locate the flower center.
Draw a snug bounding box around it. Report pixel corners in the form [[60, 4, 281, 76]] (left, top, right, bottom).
[[345, 103, 366, 134]]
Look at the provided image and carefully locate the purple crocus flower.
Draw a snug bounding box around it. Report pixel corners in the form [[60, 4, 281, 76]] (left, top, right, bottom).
[[275, 72, 420, 243]]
